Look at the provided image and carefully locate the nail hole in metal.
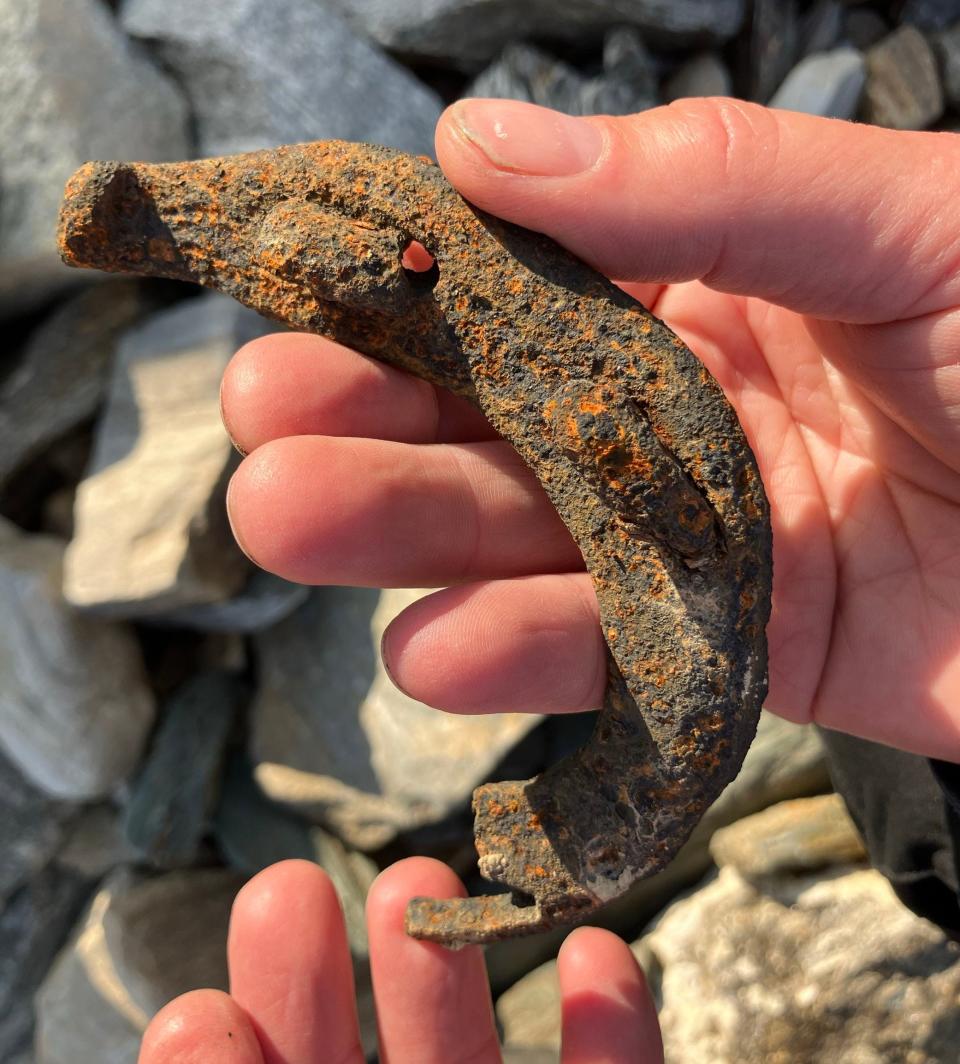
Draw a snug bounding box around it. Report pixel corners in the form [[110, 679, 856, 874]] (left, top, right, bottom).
[[401, 239, 439, 289]]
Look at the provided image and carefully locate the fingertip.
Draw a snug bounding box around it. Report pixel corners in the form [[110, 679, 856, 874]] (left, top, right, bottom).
[[139, 989, 263, 1064], [367, 856, 466, 928], [229, 859, 339, 946], [558, 927, 663, 1064]]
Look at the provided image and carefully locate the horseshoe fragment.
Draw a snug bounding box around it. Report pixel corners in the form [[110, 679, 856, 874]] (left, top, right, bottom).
[[57, 141, 772, 947]]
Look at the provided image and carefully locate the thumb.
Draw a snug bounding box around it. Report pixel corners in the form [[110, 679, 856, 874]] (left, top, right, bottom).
[[435, 98, 960, 326]]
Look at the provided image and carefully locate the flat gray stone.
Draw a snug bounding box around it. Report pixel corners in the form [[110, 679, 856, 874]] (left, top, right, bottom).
[[747, 0, 800, 102], [0, 747, 72, 905], [864, 25, 944, 129], [934, 21, 960, 109], [468, 29, 658, 117], [35, 868, 243, 1064], [251, 587, 542, 850], [0, 518, 155, 800], [63, 295, 263, 618], [798, 0, 843, 57], [664, 52, 732, 100], [0, 0, 188, 312], [1, 866, 89, 1062], [121, 0, 443, 157], [150, 568, 310, 633], [770, 47, 866, 118], [58, 805, 140, 881], [326, 0, 745, 70], [124, 671, 242, 868], [0, 283, 147, 489]]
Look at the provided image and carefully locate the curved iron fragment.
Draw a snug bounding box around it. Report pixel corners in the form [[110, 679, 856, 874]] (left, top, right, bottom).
[[57, 141, 772, 947]]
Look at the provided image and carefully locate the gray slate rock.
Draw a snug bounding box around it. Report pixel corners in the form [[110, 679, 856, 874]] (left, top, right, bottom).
[[0, 0, 188, 312], [150, 568, 310, 633], [934, 21, 960, 108], [747, 0, 800, 102], [0, 283, 147, 489], [769, 47, 866, 118], [798, 0, 843, 57], [58, 804, 140, 880], [0, 748, 72, 905], [63, 295, 262, 618], [0, 518, 155, 800], [124, 671, 241, 868], [844, 8, 890, 50], [864, 25, 944, 129], [35, 868, 243, 1064], [121, 0, 443, 157], [468, 29, 658, 117], [901, 0, 960, 32], [250, 587, 542, 850], [327, 0, 745, 70], [664, 52, 732, 100], [1, 865, 89, 1062]]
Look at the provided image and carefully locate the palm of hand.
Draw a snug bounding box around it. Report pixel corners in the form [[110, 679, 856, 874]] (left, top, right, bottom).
[[654, 281, 960, 757]]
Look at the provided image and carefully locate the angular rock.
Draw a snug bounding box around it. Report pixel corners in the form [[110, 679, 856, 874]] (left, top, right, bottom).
[[0, 0, 188, 311], [0, 518, 154, 799], [746, 0, 800, 102], [121, 0, 443, 157], [327, 0, 746, 69], [863, 25, 944, 129], [150, 568, 310, 633], [769, 47, 866, 118], [251, 587, 542, 850], [124, 671, 242, 868], [0, 747, 71, 904], [1, 866, 90, 1062], [468, 29, 658, 117], [58, 805, 140, 881], [35, 868, 243, 1064], [0, 283, 147, 489], [486, 712, 830, 992], [798, 0, 843, 57], [63, 295, 262, 617], [709, 792, 866, 883], [664, 52, 732, 100], [934, 21, 960, 109]]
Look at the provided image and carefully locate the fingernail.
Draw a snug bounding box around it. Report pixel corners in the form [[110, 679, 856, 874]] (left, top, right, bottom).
[[450, 99, 604, 177], [225, 475, 256, 565], [379, 625, 408, 695]]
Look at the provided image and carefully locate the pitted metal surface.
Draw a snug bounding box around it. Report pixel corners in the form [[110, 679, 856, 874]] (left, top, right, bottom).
[[58, 140, 772, 946]]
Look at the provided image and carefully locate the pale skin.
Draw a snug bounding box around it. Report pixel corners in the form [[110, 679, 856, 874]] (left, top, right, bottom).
[[140, 98, 960, 1062]]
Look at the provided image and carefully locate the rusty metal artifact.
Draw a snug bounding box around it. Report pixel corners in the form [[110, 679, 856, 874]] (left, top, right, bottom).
[[58, 141, 772, 947]]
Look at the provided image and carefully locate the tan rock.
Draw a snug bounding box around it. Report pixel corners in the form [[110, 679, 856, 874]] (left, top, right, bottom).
[[63, 295, 267, 617]]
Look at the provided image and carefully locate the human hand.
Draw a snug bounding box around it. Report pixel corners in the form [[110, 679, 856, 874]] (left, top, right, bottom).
[[223, 98, 960, 760], [138, 858, 661, 1063]]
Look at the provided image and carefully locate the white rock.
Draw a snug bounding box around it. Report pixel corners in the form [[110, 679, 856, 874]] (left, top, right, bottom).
[[770, 47, 866, 118], [0, 518, 154, 800], [63, 295, 264, 617], [251, 587, 543, 850], [0, 0, 188, 310], [864, 25, 944, 130], [121, 0, 443, 157]]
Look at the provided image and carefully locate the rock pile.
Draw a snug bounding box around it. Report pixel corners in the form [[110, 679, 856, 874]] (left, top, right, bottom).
[[2, 0, 958, 1060]]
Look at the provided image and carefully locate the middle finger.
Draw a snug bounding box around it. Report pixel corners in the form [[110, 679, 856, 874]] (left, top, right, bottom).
[[226, 435, 582, 586]]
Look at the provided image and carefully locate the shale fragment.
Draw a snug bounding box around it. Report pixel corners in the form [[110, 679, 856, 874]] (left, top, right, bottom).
[[58, 140, 773, 946]]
